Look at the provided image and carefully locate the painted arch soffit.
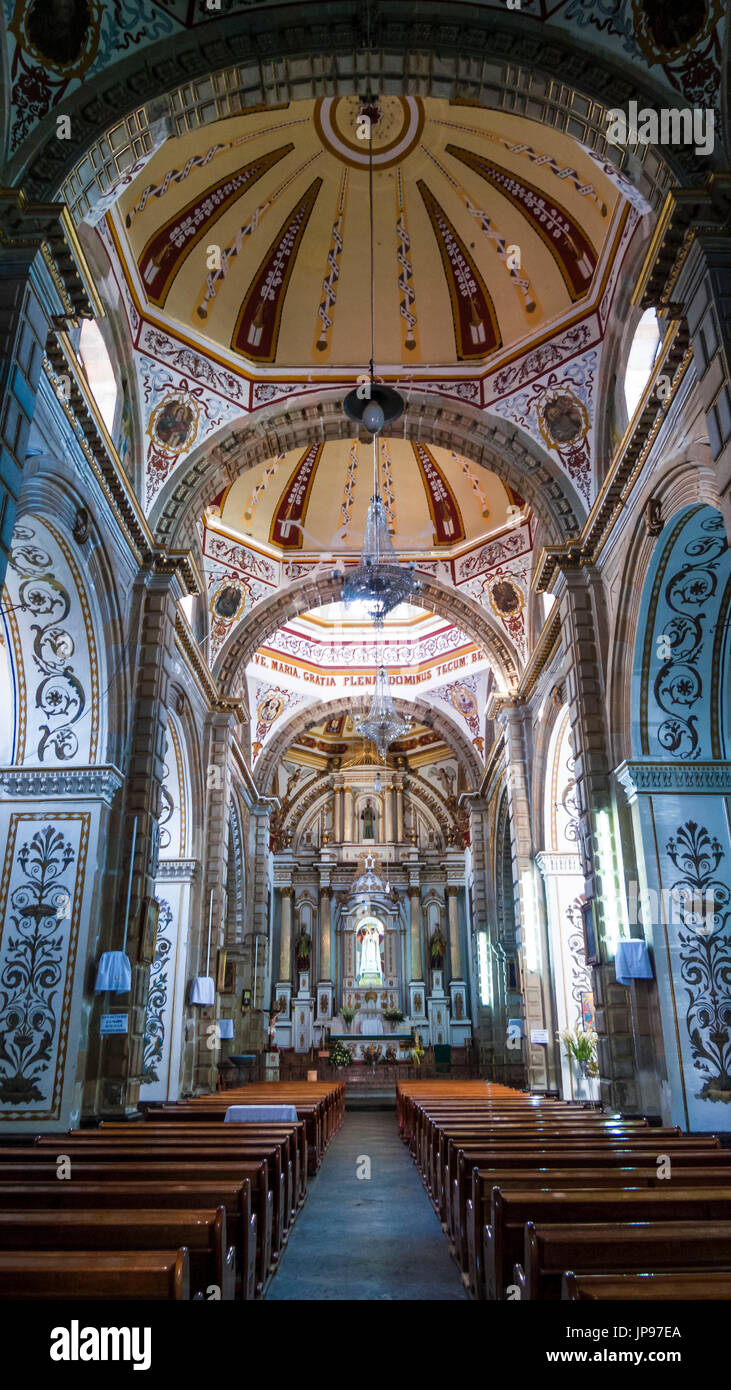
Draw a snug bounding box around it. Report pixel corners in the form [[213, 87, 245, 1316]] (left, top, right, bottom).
[[252, 694, 484, 791], [213, 569, 522, 695]]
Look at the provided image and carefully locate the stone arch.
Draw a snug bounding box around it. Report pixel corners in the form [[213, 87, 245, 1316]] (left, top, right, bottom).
[[216, 567, 521, 695], [12, 4, 707, 208], [153, 391, 588, 552], [254, 694, 484, 790]]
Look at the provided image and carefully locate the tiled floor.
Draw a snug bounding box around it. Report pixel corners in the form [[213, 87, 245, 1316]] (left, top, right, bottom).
[[267, 1111, 468, 1300]]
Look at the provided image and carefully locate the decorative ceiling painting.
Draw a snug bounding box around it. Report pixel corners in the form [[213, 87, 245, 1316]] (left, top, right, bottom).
[[2, 1, 723, 169], [111, 96, 625, 375]]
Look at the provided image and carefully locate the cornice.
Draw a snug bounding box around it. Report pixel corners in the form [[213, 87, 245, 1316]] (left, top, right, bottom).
[[631, 177, 731, 311], [535, 850, 582, 877], [174, 612, 246, 720], [616, 759, 731, 801], [156, 858, 198, 881], [0, 763, 124, 805], [516, 608, 562, 701], [0, 187, 103, 318]]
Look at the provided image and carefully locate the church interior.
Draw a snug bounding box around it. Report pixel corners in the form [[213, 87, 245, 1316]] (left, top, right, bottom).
[[0, 0, 730, 1319]]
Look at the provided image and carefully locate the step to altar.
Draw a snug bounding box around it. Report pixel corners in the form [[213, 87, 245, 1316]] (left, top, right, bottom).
[[345, 1085, 397, 1111]]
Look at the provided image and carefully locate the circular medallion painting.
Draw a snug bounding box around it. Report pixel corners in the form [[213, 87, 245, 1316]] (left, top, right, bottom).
[[213, 584, 245, 621], [537, 391, 589, 449], [488, 578, 524, 618], [633, 0, 716, 59], [148, 395, 200, 455], [257, 692, 286, 727], [17, 0, 101, 75]]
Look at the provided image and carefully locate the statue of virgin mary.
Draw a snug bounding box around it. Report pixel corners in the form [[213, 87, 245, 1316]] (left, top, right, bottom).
[[359, 924, 383, 983]]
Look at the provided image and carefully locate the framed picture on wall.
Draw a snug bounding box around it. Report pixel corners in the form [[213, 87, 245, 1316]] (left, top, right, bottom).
[[138, 897, 160, 965], [582, 899, 599, 965], [216, 948, 228, 993], [580, 990, 596, 1031], [222, 959, 236, 994]]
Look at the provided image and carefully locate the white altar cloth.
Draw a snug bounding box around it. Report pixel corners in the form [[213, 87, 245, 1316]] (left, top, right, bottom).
[[225, 1104, 298, 1123]]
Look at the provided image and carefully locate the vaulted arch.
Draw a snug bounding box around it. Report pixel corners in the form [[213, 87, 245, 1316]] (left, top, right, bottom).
[[254, 693, 484, 790], [215, 567, 521, 696]]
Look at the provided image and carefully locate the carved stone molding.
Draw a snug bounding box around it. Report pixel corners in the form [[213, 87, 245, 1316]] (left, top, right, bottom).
[[616, 759, 731, 801], [0, 764, 124, 805], [535, 851, 583, 878], [156, 858, 198, 882]]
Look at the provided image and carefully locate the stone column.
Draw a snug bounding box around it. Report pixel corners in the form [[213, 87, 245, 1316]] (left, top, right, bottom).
[[408, 883, 422, 980], [94, 566, 182, 1117], [395, 780, 404, 842], [319, 884, 333, 980], [239, 804, 273, 1050], [343, 784, 353, 842], [554, 563, 640, 1112], [332, 778, 342, 842], [384, 780, 393, 842], [279, 887, 294, 981], [496, 697, 557, 1094], [194, 710, 235, 1093], [446, 885, 463, 979]]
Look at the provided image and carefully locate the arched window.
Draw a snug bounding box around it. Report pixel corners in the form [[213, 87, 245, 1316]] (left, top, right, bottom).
[[78, 319, 119, 434], [623, 309, 661, 418]]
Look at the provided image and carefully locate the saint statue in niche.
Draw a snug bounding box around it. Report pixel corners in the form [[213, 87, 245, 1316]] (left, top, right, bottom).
[[358, 922, 384, 984], [361, 800, 376, 840]]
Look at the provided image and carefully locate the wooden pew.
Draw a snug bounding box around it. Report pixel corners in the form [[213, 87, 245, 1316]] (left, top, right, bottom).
[[0, 1163, 271, 1296], [563, 1270, 731, 1300], [0, 1249, 191, 1299], [479, 1186, 731, 1303], [516, 1219, 731, 1299], [31, 1137, 292, 1254], [0, 1207, 234, 1300], [0, 1180, 258, 1300], [452, 1144, 731, 1268]]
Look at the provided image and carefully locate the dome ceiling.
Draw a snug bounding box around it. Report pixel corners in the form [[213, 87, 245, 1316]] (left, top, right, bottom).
[[211, 437, 525, 555], [113, 94, 621, 374]]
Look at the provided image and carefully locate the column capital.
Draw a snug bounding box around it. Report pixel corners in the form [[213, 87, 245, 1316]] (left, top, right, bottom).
[[279, 885, 294, 900]]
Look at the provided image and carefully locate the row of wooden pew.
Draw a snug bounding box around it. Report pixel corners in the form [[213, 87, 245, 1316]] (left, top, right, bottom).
[[397, 1081, 731, 1301], [0, 1082, 344, 1300]]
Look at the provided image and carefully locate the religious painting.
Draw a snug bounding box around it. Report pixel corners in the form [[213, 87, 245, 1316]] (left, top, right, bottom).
[[489, 578, 523, 617], [14, 0, 101, 74], [257, 691, 286, 729], [213, 584, 245, 621], [138, 896, 160, 966], [223, 960, 237, 994], [633, 0, 718, 58], [149, 394, 199, 454], [537, 390, 589, 452], [582, 899, 599, 966], [580, 990, 596, 1032]]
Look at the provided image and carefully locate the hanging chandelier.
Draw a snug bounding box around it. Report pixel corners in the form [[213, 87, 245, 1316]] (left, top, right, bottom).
[[355, 662, 412, 759], [341, 96, 419, 621]]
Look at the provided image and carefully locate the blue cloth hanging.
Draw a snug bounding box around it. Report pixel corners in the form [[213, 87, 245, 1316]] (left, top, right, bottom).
[[615, 939, 653, 986]]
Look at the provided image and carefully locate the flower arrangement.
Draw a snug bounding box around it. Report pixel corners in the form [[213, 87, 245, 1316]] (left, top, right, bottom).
[[341, 1003, 360, 1029], [329, 1040, 353, 1069], [382, 1006, 405, 1025], [410, 1036, 425, 1066], [363, 1043, 382, 1065], [560, 1026, 599, 1077]]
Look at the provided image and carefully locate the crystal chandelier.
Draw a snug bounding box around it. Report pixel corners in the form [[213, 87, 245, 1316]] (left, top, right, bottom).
[[341, 96, 419, 621], [355, 661, 412, 759]]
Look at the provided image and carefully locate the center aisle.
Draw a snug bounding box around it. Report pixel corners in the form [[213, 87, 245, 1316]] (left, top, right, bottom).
[[267, 1110, 468, 1301]]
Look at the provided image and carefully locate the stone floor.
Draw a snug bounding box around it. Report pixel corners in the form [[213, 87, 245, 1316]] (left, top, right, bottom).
[[267, 1112, 468, 1300]]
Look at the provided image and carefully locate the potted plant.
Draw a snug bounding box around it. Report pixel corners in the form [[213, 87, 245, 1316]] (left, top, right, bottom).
[[341, 1003, 360, 1032], [430, 930, 446, 966], [560, 1026, 599, 1078], [382, 1006, 405, 1026], [328, 1040, 353, 1069], [410, 1035, 425, 1067]]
